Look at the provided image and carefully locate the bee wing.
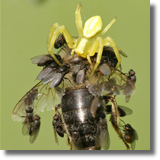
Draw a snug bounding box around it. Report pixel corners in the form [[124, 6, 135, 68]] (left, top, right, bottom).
[[71, 133, 83, 150], [12, 82, 40, 121], [96, 118, 110, 150], [33, 83, 62, 112], [12, 82, 62, 121]]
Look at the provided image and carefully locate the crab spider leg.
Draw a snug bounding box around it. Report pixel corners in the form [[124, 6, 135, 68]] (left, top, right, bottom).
[[48, 25, 74, 52], [47, 23, 63, 66], [47, 23, 60, 48], [103, 36, 121, 68], [99, 17, 117, 37], [88, 37, 103, 79], [75, 3, 83, 35], [47, 26, 75, 66]]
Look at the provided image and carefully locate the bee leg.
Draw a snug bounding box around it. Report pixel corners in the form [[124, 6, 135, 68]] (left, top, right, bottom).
[[54, 104, 61, 115]]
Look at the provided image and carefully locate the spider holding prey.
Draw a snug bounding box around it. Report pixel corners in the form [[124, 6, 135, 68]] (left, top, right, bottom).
[[47, 3, 125, 78]]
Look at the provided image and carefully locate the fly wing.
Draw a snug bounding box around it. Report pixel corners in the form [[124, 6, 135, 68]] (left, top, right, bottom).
[[53, 127, 59, 145], [98, 63, 111, 76], [106, 105, 133, 117], [22, 122, 30, 136], [36, 67, 53, 80], [49, 73, 64, 88], [29, 128, 40, 144], [101, 67, 136, 102], [41, 71, 56, 84], [29, 121, 41, 144], [76, 69, 85, 84], [129, 128, 138, 150], [31, 54, 53, 66]]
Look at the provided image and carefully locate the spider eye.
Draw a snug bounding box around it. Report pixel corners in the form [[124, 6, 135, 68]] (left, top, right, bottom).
[[83, 16, 102, 38]]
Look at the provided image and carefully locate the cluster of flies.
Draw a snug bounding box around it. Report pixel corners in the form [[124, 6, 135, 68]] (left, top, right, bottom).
[[12, 3, 138, 150]]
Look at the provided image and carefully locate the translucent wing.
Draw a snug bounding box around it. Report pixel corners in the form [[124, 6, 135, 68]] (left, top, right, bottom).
[[36, 67, 53, 80], [94, 67, 136, 102], [12, 82, 63, 121], [106, 105, 133, 117], [30, 54, 56, 66], [98, 63, 111, 76], [130, 129, 138, 150], [22, 122, 30, 136], [30, 129, 40, 144], [53, 127, 59, 145], [95, 117, 110, 150], [29, 126, 40, 144]]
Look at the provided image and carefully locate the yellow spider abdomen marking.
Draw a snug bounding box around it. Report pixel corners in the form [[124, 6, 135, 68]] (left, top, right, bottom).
[[83, 16, 102, 38]]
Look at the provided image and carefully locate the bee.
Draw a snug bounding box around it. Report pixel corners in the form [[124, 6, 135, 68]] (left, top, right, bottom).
[[12, 38, 136, 149]]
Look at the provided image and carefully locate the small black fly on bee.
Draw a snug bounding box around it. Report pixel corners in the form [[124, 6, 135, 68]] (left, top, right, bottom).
[[13, 90, 41, 143], [121, 122, 138, 150]]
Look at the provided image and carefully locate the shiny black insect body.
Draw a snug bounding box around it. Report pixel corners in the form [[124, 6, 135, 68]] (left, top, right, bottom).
[[22, 106, 41, 144], [52, 114, 64, 138], [123, 123, 138, 150], [61, 87, 110, 150], [54, 34, 66, 49]]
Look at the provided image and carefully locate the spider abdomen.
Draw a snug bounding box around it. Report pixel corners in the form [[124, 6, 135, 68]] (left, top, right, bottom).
[[83, 16, 102, 38]]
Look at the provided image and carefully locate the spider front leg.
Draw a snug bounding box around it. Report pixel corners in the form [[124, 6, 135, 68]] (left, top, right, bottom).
[[75, 2, 83, 35], [47, 23, 63, 66], [47, 25, 75, 66], [103, 36, 122, 68], [47, 23, 60, 48], [88, 37, 103, 79]]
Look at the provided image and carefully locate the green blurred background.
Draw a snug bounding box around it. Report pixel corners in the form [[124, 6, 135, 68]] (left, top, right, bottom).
[[1, 0, 150, 150]]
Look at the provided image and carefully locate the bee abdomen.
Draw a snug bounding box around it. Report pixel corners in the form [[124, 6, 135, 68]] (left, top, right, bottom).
[[61, 88, 100, 150]]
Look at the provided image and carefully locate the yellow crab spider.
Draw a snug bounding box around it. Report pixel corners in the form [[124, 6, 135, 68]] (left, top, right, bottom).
[[47, 3, 122, 78]]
